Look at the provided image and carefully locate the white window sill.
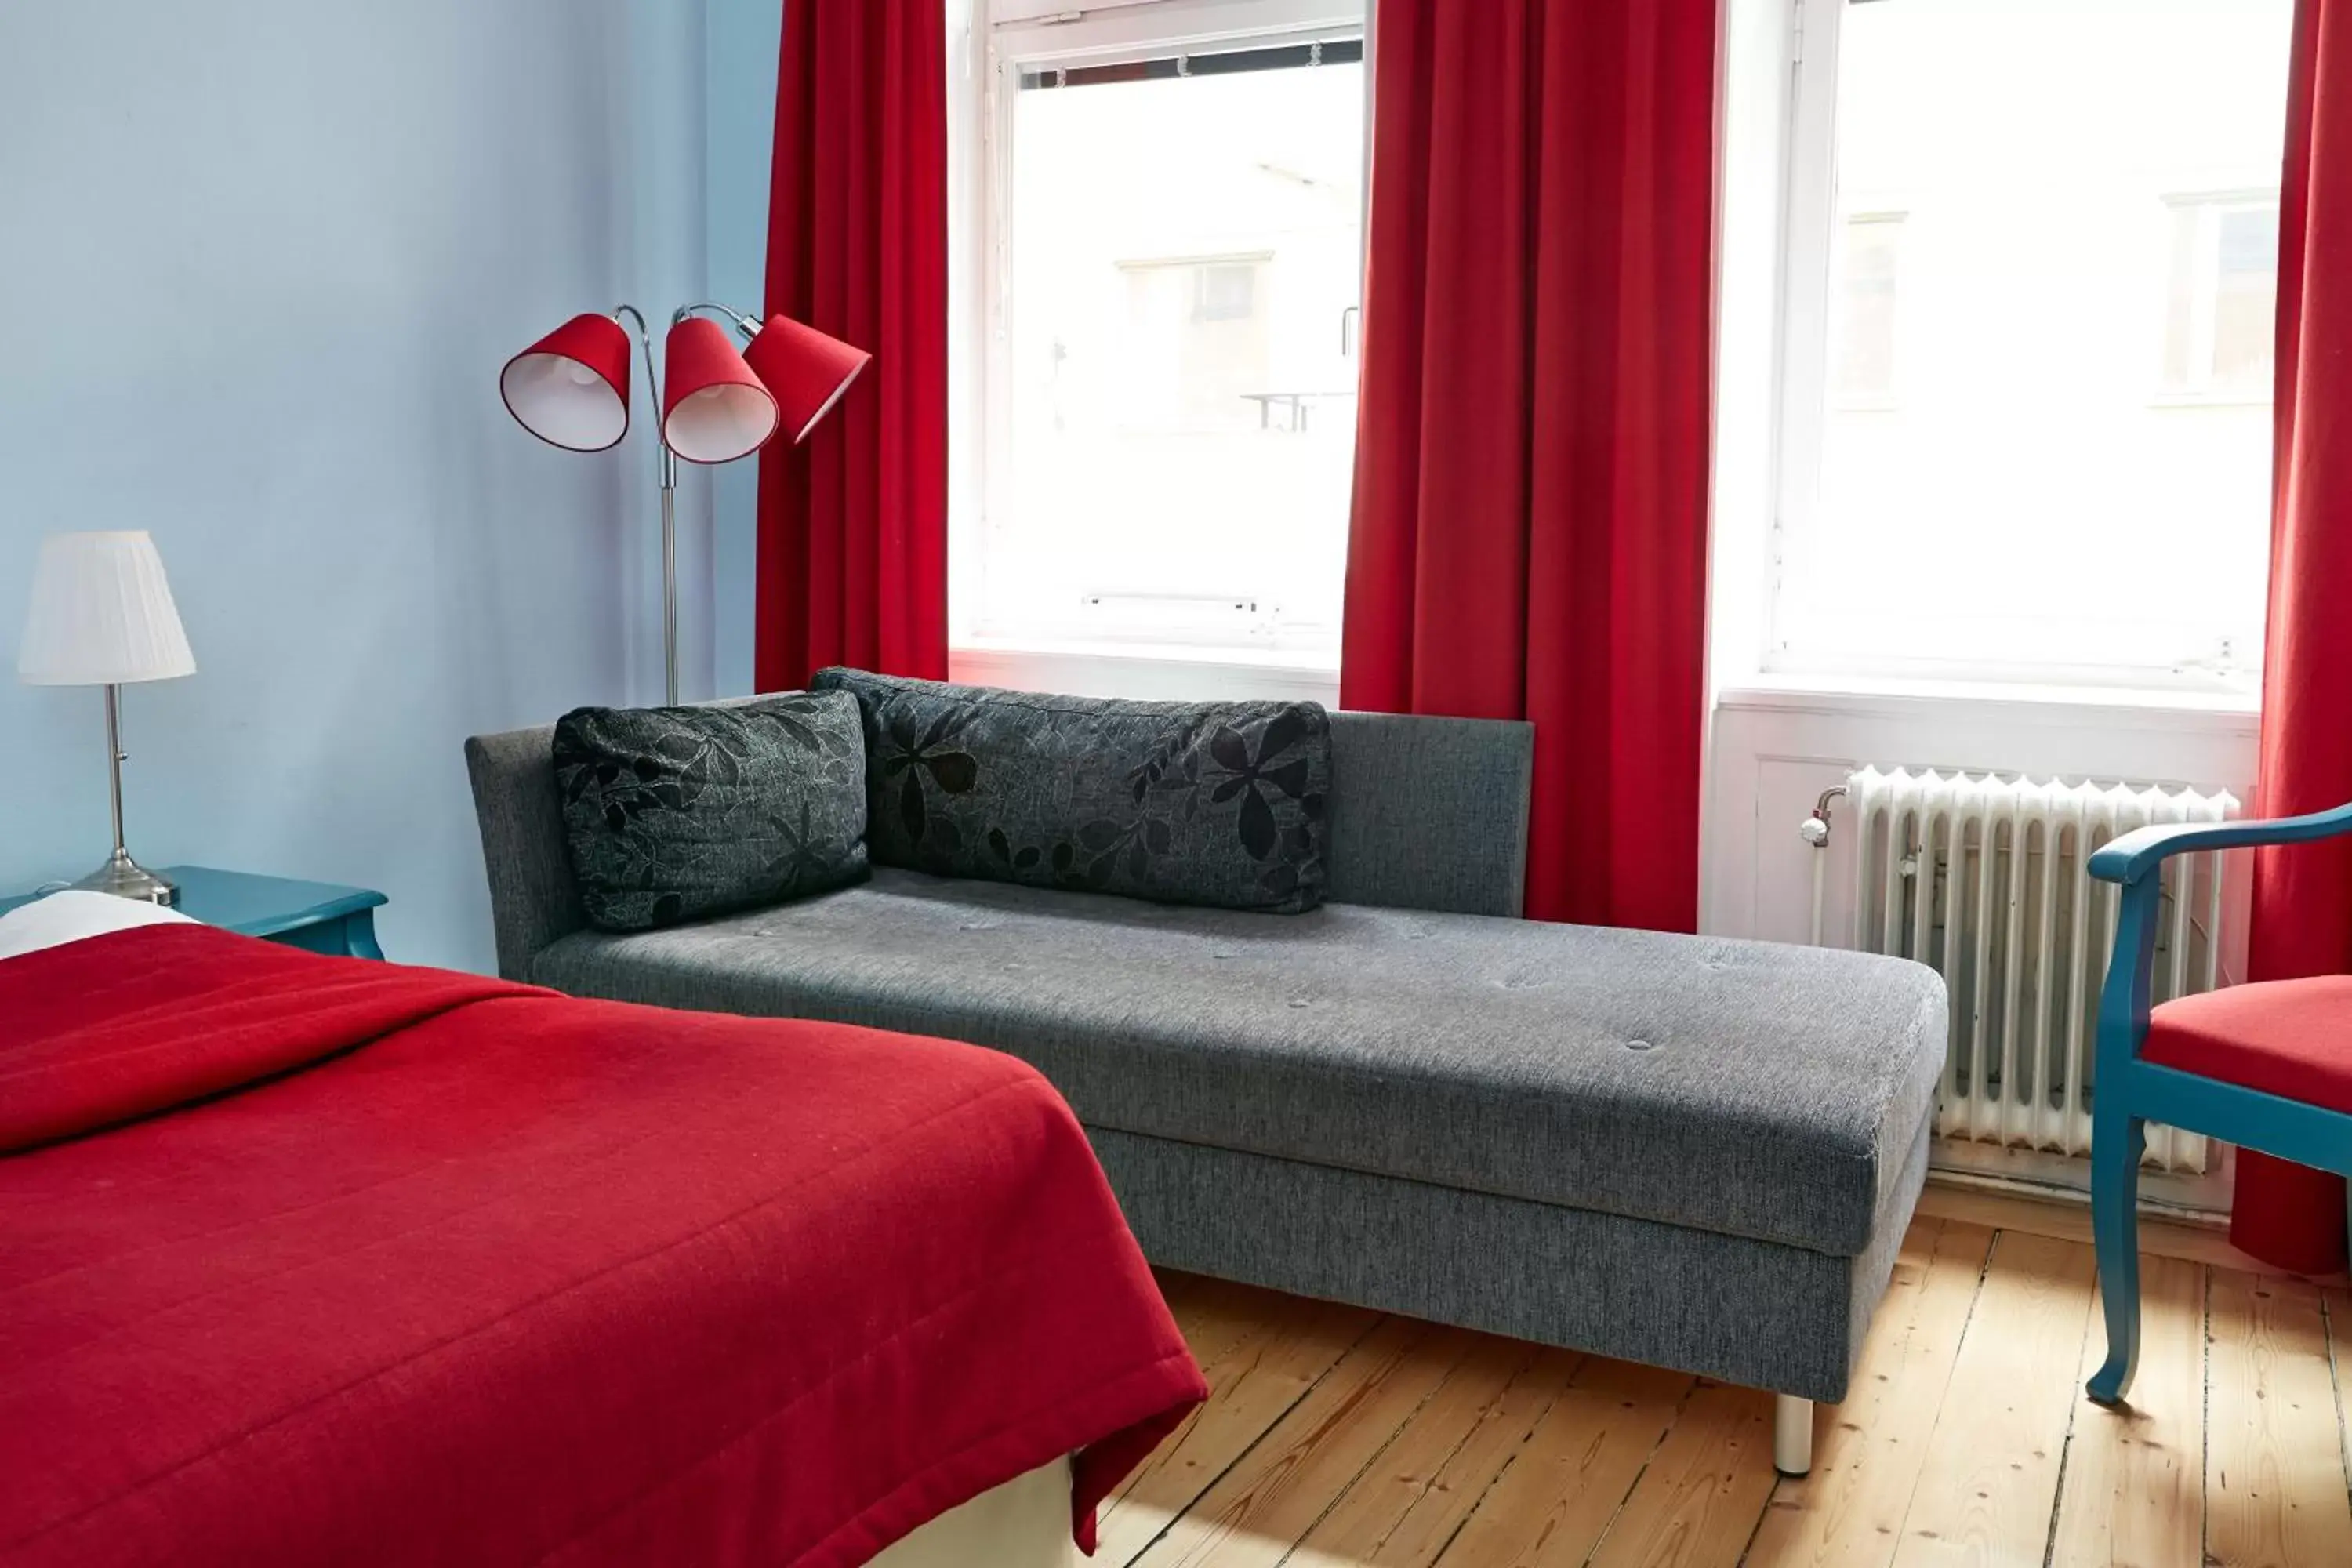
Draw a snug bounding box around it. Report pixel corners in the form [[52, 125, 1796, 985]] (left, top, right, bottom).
[[950, 638, 1341, 703], [954, 634, 1338, 671], [2149, 392, 2274, 411], [1718, 672, 2260, 731]]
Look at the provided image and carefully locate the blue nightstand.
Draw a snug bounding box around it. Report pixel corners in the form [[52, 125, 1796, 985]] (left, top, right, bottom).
[[0, 867, 387, 959]]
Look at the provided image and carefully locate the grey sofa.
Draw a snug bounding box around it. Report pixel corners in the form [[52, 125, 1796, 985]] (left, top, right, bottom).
[[466, 699, 1947, 1475]]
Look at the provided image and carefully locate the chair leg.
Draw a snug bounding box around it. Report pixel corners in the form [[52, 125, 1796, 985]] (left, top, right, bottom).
[[1773, 1394, 1813, 1476], [2085, 1109, 2147, 1406]]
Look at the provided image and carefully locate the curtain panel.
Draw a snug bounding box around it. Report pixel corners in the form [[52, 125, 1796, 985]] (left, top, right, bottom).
[[1338, 0, 1719, 931], [757, 0, 950, 692], [2237, 0, 2352, 1275]]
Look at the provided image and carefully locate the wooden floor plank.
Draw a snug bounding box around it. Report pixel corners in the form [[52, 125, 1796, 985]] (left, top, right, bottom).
[[1109, 1276, 1305, 1518], [2046, 1256, 2205, 1568], [1886, 1229, 2098, 1567], [1586, 1381, 1777, 1568], [1286, 1338, 1572, 1568], [1170, 1274, 1316, 1382], [2330, 1284, 2352, 1530], [1098, 1293, 1381, 1564], [1155, 1267, 1205, 1313], [1432, 1355, 1693, 1567], [1133, 1316, 1466, 1568], [1103, 1229, 2352, 1568], [1745, 1219, 1994, 1568], [1911, 1181, 2325, 1279], [2206, 1271, 2352, 1567]]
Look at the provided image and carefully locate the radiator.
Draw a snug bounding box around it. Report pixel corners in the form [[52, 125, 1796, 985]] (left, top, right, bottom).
[[1836, 767, 2237, 1176]]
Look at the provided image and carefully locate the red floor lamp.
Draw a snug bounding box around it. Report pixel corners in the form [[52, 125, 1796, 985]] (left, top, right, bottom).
[[499, 304, 869, 704]]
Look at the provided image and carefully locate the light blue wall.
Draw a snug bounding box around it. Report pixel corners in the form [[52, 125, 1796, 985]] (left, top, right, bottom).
[[706, 0, 783, 698], [0, 0, 711, 972]]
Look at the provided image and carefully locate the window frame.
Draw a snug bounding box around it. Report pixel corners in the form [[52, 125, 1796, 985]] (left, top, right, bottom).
[[1762, 0, 2272, 698], [1767, 0, 1846, 683], [970, 0, 1370, 665]]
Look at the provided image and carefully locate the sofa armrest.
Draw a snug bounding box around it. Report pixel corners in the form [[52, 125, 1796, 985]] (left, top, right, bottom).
[[1326, 711, 1534, 918], [464, 724, 583, 979]]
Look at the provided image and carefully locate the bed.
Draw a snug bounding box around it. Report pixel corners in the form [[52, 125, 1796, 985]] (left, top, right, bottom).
[[0, 897, 1204, 1567]]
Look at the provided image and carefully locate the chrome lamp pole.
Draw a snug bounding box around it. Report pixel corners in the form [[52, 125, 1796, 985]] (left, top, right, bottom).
[[611, 305, 686, 706], [85, 681, 181, 905], [623, 303, 770, 707], [662, 303, 782, 705]]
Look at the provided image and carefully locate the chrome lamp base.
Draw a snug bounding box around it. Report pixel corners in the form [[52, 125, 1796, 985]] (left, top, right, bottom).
[[73, 848, 180, 906], [75, 684, 178, 906]]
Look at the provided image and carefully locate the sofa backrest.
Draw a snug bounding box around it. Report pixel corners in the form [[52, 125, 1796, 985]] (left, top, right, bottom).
[[1323, 711, 1532, 918], [465, 697, 1533, 979]]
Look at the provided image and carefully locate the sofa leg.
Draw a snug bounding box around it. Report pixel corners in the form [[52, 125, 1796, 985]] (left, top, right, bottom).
[[1773, 1395, 1813, 1477]]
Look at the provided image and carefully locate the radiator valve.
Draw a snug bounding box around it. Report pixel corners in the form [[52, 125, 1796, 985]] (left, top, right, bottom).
[[1798, 785, 1846, 849]]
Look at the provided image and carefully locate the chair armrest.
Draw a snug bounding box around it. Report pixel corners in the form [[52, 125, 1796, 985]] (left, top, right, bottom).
[[2088, 800, 2352, 887]]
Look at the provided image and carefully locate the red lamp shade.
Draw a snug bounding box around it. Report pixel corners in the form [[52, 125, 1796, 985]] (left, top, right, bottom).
[[662, 318, 780, 464], [499, 313, 631, 452], [742, 315, 871, 443]]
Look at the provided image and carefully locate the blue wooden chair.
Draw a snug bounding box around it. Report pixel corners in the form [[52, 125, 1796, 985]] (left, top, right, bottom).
[[2085, 800, 2352, 1405]]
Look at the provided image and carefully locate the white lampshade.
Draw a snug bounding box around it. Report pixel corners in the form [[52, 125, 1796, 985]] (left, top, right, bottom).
[[16, 531, 197, 687]]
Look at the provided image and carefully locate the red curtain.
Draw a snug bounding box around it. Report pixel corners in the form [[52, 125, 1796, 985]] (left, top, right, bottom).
[[2237, 0, 2352, 1275], [1338, 0, 1717, 930], [756, 0, 949, 692]]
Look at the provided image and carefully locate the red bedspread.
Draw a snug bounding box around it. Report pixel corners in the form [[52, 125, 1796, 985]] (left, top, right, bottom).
[[0, 927, 1203, 1567]]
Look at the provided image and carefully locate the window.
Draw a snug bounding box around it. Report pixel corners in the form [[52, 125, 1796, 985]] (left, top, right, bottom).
[[1193, 262, 1260, 324], [1834, 214, 1904, 405], [1770, 0, 2295, 690], [972, 2, 1367, 661], [1116, 255, 1273, 433], [2163, 195, 2281, 399]]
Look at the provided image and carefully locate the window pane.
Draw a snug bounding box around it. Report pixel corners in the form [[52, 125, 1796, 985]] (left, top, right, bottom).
[[1779, 0, 2293, 684], [2161, 199, 2281, 397], [2212, 205, 2280, 392], [2161, 204, 2201, 390], [1835, 216, 1904, 403], [991, 42, 1363, 654]]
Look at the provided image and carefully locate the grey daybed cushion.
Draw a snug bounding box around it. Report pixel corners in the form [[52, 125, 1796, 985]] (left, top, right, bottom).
[[528, 868, 1949, 1258], [552, 693, 868, 931], [811, 666, 1330, 913]]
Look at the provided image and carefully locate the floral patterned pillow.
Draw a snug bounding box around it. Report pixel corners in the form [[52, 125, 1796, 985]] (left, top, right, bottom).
[[810, 668, 1329, 914], [553, 694, 868, 931]]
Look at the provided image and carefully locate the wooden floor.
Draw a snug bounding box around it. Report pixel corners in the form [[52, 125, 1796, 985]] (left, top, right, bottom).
[[1101, 1220, 2352, 1567]]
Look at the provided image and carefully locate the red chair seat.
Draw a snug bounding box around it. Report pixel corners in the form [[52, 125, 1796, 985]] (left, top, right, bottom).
[[2143, 976, 2352, 1116]]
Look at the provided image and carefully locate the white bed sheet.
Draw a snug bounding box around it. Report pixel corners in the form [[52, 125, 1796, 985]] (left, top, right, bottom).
[[0, 889, 195, 963], [870, 1457, 1074, 1568]]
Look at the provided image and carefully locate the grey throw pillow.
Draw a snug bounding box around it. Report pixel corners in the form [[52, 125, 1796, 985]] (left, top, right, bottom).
[[553, 693, 868, 931], [810, 667, 1329, 913]]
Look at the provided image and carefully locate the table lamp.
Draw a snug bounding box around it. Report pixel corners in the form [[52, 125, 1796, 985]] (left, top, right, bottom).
[[16, 531, 197, 905], [499, 303, 869, 704]]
